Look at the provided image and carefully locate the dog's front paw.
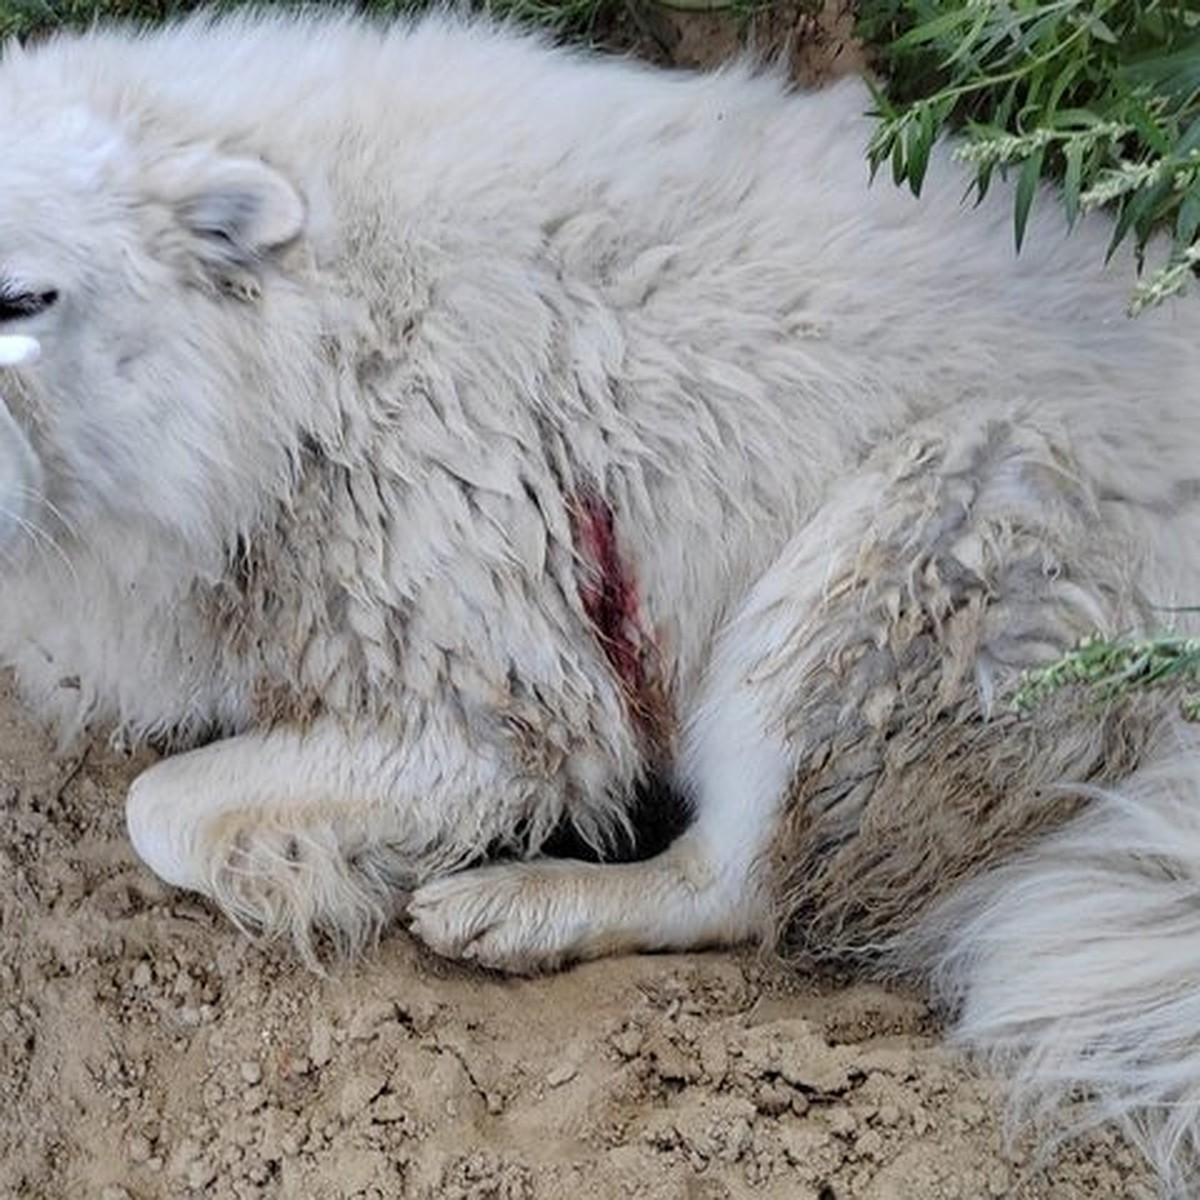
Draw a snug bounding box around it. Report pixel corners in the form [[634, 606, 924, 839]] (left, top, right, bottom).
[[408, 861, 601, 974]]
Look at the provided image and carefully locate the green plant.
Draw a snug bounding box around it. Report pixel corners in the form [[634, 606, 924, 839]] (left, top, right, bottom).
[[1015, 631, 1200, 720], [858, 0, 1200, 313]]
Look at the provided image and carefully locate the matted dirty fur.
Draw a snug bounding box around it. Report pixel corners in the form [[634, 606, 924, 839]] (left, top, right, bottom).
[[0, 11, 1198, 1194]]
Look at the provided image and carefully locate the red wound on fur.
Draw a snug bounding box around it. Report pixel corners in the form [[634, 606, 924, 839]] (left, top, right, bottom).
[[570, 490, 670, 753]]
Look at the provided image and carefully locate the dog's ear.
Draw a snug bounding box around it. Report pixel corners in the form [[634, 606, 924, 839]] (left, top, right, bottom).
[[153, 150, 305, 275]]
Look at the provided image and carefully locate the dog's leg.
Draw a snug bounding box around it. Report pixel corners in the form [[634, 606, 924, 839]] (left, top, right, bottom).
[[406, 441, 931, 973], [402, 433, 928, 973], [407, 596, 793, 971], [407, 485, 882, 972], [408, 412, 1140, 973], [125, 714, 539, 961]]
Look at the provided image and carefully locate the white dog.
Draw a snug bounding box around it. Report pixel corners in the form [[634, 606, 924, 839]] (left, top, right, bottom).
[[1, 11, 1198, 1191]]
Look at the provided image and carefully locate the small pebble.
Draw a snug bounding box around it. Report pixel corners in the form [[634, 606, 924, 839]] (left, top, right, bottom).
[[856, 1128, 885, 1159], [546, 1062, 577, 1088], [610, 1026, 643, 1059], [988, 1166, 1012, 1197], [827, 1107, 858, 1138], [876, 1103, 901, 1128], [369, 1093, 408, 1123], [308, 1018, 333, 1068], [187, 1158, 217, 1191]]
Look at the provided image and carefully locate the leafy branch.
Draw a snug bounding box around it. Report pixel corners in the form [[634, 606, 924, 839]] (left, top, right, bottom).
[[858, 0, 1200, 312]]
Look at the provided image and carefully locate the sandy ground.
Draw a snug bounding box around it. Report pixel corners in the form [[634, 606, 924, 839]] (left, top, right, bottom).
[[0, 674, 1157, 1199], [0, 4, 1163, 1198]]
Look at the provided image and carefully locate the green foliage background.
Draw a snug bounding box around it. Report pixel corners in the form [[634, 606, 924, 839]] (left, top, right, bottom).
[[859, 1, 1200, 312]]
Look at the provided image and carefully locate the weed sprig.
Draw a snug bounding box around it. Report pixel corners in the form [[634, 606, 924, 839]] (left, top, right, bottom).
[[1016, 632, 1200, 720]]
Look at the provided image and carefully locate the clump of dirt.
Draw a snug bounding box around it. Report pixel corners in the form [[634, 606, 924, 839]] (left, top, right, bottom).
[[615, 0, 867, 84], [0, 677, 1155, 1199]]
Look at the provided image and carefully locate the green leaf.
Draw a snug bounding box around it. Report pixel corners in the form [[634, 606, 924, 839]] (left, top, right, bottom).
[[941, 6, 991, 69], [1123, 34, 1200, 105], [891, 126, 906, 187], [1123, 97, 1172, 157], [972, 158, 996, 206], [1107, 194, 1140, 262], [1108, 173, 1172, 261], [1177, 114, 1200, 156], [1014, 145, 1046, 251], [1178, 192, 1200, 246], [890, 9, 974, 52], [1079, 12, 1119, 45], [907, 103, 935, 194], [1063, 139, 1085, 227]]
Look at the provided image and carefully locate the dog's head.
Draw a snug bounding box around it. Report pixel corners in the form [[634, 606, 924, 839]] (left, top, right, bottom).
[[0, 97, 322, 563]]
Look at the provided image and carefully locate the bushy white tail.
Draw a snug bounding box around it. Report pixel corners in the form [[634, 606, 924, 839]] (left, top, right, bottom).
[[911, 738, 1200, 1194]]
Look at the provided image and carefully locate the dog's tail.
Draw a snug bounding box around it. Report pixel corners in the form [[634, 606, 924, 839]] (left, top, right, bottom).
[[907, 739, 1200, 1195]]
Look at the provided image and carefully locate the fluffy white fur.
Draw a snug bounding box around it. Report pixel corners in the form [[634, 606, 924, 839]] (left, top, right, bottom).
[[1, 11, 1199, 1191], [0, 334, 40, 551]]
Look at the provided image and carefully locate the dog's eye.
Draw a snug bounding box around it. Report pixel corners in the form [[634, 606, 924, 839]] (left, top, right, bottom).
[[0, 289, 58, 322]]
